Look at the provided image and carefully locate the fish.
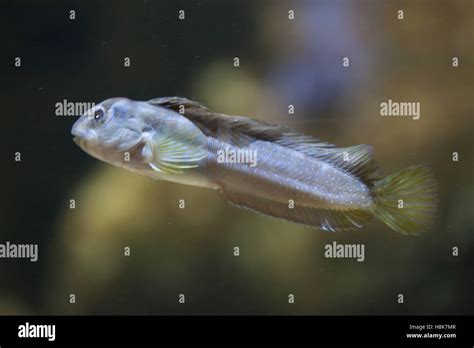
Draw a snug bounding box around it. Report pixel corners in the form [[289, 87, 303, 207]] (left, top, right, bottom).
[[71, 97, 437, 234]]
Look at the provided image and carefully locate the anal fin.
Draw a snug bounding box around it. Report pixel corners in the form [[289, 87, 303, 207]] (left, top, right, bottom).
[[222, 187, 374, 232]]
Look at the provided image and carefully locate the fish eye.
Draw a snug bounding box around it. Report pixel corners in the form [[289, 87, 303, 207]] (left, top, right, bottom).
[[94, 108, 105, 120]]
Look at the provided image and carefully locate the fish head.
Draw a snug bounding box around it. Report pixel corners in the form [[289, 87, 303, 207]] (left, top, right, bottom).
[[71, 98, 147, 164]]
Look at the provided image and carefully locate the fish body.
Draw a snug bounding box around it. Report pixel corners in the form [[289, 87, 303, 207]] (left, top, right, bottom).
[[72, 97, 437, 234]]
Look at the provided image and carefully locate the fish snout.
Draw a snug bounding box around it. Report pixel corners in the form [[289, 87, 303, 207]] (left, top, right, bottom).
[[71, 120, 94, 142]]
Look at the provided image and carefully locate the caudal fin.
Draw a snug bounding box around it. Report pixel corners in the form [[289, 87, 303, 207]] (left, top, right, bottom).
[[372, 165, 437, 235]]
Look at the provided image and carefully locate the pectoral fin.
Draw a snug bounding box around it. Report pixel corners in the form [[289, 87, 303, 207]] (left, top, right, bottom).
[[144, 131, 207, 174]]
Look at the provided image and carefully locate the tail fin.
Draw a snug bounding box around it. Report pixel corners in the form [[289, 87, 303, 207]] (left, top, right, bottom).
[[372, 165, 437, 235]]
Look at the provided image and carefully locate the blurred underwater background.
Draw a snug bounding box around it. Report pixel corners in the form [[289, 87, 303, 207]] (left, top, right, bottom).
[[1, 0, 473, 314]]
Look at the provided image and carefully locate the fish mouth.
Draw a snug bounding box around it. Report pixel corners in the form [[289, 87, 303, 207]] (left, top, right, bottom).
[[73, 136, 102, 160], [71, 127, 88, 139], [71, 124, 96, 149], [73, 136, 87, 152]]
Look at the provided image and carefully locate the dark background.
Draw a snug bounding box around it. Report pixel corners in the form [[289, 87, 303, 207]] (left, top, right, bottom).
[[0, 0, 473, 315]]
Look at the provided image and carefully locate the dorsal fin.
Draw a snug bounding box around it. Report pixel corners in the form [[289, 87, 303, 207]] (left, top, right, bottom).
[[147, 97, 321, 143], [147, 97, 381, 185], [276, 140, 382, 185]]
